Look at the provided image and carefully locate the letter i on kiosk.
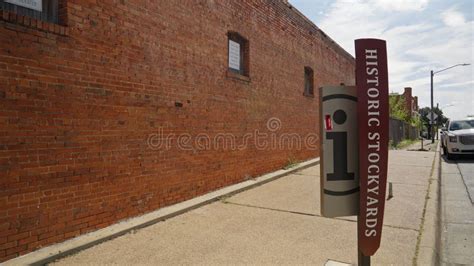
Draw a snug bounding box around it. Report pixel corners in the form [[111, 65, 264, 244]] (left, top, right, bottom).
[[319, 39, 389, 264]]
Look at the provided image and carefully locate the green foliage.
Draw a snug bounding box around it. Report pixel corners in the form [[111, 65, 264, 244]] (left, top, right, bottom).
[[389, 140, 396, 149], [389, 95, 410, 122], [412, 115, 423, 129], [419, 106, 448, 127], [389, 139, 418, 150], [397, 139, 418, 149], [283, 155, 300, 170]]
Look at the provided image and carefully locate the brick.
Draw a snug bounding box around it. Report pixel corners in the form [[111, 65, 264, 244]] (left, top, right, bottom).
[[38, 231, 55, 240], [8, 13, 16, 23], [0, 0, 355, 262], [27, 240, 41, 250], [0, 241, 17, 250], [0, 228, 18, 238], [37, 234, 64, 247], [0, 253, 18, 263], [18, 235, 37, 245], [6, 244, 27, 256], [7, 232, 29, 242], [64, 230, 80, 239], [0, 222, 9, 231]]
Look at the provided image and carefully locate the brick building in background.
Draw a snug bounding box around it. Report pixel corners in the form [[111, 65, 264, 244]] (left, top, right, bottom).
[[0, 0, 355, 261], [391, 87, 419, 120]]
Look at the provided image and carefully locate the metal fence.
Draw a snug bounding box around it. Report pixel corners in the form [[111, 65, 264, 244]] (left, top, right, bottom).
[[0, 0, 59, 24], [389, 117, 419, 146]]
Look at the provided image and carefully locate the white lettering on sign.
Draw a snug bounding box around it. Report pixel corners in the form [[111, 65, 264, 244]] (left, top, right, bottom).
[[5, 0, 42, 11], [365, 48, 380, 238], [228, 39, 241, 71]]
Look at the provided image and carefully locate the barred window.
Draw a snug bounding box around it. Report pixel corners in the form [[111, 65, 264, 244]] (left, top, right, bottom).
[[0, 0, 59, 24], [228, 32, 249, 77], [304, 66, 314, 97]]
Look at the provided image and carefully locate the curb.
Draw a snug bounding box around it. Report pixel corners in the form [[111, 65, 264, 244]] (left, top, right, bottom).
[[4, 158, 320, 266], [415, 142, 441, 265]]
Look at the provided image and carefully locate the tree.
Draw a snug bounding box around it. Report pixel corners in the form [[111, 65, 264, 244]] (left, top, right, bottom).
[[418, 106, 448, 127], [389, 95, 410, 122], [419, 106, 448, 139]]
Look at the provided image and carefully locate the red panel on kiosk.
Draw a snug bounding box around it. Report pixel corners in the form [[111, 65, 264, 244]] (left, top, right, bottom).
[[325, 115, 333, 130], [355, 39, 389, 256]]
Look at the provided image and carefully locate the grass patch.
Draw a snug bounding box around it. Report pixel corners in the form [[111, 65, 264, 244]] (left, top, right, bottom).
[[283, 156, 300, 170], [390, 139, 418, 150], [398, 139, 418, 149]]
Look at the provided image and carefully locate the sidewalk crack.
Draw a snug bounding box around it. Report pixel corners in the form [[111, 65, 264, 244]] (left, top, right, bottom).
[[222, 201, 317, 217], [456, 164, 474, 204], [222, 201, 419, 232]]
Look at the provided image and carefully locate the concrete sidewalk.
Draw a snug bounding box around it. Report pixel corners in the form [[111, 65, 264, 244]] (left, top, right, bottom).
[[402, 139, 438, 152], [50, 150, 437, 265]]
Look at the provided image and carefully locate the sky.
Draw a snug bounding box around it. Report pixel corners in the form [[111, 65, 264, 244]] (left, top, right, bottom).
[[290, 0, 473, 119]]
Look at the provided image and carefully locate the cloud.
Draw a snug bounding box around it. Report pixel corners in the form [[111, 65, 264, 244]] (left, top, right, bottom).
[[290, 0, 473, 119], [371, 0, 429, 11], [442, 9, 466, 27]]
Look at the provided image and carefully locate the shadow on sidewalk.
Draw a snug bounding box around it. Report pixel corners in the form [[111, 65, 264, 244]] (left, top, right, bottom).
[[440, 154, 474, 163]]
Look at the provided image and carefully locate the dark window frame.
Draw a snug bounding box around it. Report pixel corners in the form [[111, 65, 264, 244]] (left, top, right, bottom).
[[227, 32, 249, 78], [304, 66, 314, 97], [0, 0, 63, 25]]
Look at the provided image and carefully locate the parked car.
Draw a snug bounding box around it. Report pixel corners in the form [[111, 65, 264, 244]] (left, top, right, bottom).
[[441, 117, 474, 159]]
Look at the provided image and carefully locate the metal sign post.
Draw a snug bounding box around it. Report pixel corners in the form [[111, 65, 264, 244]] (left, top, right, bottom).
[[355, 38, 390, 263]]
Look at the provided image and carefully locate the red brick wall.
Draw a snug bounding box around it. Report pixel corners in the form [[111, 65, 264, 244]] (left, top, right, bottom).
[[0, 0, 355, 261], [402, 87, 416, 119]]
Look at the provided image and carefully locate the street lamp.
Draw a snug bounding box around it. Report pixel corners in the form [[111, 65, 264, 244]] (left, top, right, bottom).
[[434, 103, 454, 140], [430, 63, 470, 143]]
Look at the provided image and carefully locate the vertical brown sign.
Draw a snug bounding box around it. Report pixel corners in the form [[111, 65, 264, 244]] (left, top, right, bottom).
[[355, 39, 389, 256]]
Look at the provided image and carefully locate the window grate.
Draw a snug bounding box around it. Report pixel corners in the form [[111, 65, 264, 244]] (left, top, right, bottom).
[[228, 32, 249, 77], [0, 0, 59, 24], [304, 66, 314, 96]]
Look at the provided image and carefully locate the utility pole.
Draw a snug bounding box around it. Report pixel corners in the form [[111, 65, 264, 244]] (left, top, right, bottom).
[[436, 103, 439, 140], [429, 63, 470, 144], [430, 70, 434, 143]]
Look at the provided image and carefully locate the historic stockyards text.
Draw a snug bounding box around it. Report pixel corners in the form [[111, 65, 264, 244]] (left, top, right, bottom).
[[355, 39, 389, 256]]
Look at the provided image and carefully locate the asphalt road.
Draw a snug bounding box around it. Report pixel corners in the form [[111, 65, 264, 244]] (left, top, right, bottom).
[[440, 154, 474, 264], [456, 156, 474, 204]]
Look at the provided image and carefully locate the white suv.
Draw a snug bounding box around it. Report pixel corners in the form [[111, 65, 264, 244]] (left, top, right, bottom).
[[441, 117, 474, 159]]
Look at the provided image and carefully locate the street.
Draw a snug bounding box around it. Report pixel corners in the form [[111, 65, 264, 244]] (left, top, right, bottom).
[[440, 154, 474, 265], [47, 149, 436, 265], [456, 158, 474, 204]]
